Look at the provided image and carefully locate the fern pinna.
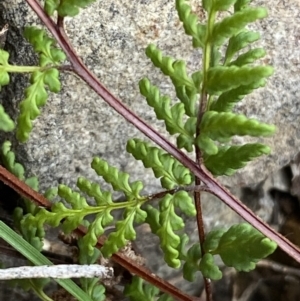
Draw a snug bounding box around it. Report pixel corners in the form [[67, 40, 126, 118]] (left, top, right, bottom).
[[0, 0, 278, 300]]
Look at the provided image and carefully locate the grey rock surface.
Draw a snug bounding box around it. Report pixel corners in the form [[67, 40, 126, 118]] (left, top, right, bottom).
[[0, 0, 300, 298]]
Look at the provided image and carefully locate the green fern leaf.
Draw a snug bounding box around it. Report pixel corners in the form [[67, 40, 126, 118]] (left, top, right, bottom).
[[175, 0, 206, 48], [206, 65, 273, 94], [213, 0, 238, 11], [0, 141, 24, 179], [124, 276, 159, 301], [176, 116, 197, 152], [139, 78, 188, 135], [229, 48, 266, 67], [0, 105, 14, 132], [158, 295, 174, 301], [92, 157, 143, 199], [175, 85, 197, 117], [210, 80, 266, 112], [13, 210, 44, 251], [200, 111, 275, 141], [204, 143, 271, 176], [225, 31, 261, 64], [0, 49, 10, 86], [199, 253, 222, 280], [144, 205, 161, 235], [77, 177, 114, 255], [156, 192, 196, 268], [208, 223, 277, 271], [145, 44, 196, 91], [24, 27, 66, 66], [182, 241, 202, 281], [1, 141, 40, 215], [202, 0, 212, 12], [234, 0, 251, 11], [203, 228, 227, 253], [17, 69, 61, 142], [101, 205, 147, 257], [77, 238, 106, 301], [126, 139, 193, 189], [211, 46, 222, 67], [212, 7, 268, 46], [44, 0, 96, 17], [195, 133, 218, 155], [124, 276, 173, 301]]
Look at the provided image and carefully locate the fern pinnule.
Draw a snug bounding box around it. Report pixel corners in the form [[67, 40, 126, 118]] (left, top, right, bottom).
[[207, 65, 273, 94], [145, 44, 196, 92], [0, 49, 10, 86], [24, 27, 66, 66], [224, 31, 261, 64], [144, 191, 195, 268], [92, 157, 144, 199], [209, 80, 266, 112], [139, 78, 187, 135], [175, 85, 197, 117], [204, 143, 271, 176], [212, 7, 268, 46], [175, 0, 206, 48], [101, 204, 147, 257], [228, 48, 266, 67], [200, 111, 275, 140], [126, 139, 193, 188], [234, 0, 252, 12]]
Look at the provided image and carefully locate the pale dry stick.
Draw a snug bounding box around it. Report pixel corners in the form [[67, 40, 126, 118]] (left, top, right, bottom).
[[0, 264, 113, 280], [0, 24, 8, 49]]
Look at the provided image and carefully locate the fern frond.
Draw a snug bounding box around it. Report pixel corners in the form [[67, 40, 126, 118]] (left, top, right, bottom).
[[124, 276, 173, 301], [44, 0, 97, 17], [77, 238, 106, 301], [206, 65, 273, 94], [145, 44, 197, 91], [204, 223, 277, 272], [176, 116, 197, 151], [234, 0, 251, 11], [0, 105, 14, 132], [101, 204, 147, 257], [16, 69, 61, 142], [0, 49, 10, 86], [229, 48, 266, 67], [139, 78, 187, 135], [145, 192, 196, 268], [92, 157, 144, 199], [225, 31, 260, 64], [175, 0, 206, 48], [212, 7, 268, 46], [213, 0, 238, 11], [24, 27, 66, 66], [199, 253, 222, 280], [77, 177, 114, 255], [175, 85, 197, 117], [200, 111, 276, 140], [204, 143, 271, 176], [177, 234, 202, 282], [1, 141, 41, 215], [126, 139, 193, 189], [210, 80, 266, 112]]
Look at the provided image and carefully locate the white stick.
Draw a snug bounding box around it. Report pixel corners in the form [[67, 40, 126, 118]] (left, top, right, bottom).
[[0, 265, 113, 280]]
